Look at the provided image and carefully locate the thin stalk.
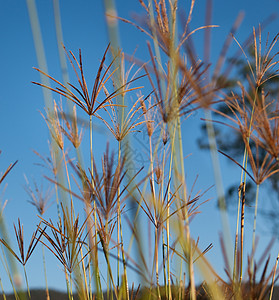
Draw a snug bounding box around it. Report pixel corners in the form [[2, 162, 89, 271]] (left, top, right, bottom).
[[117, 141, 121, 289], [160, 135, 167, 296], [155, 226, 161, 300], [41, 244, 50, 300], [126, 125, 165, 279], [179, 257, 182, 300], [102, 1, 143, 290], [58, 180, 85, 298], [167, 1, 195, 296], [104, 221, 115, 300], [52, 13, 85, 295], [117, 141, 129, 300], [167, 119, 185, 297], [269, 252, 279, 300], [26, 3, 79, 291], [148, 129, 161, 299], [84, 245, 93, 300], [166, 125, 173, 300], [89, 115, 102, 299], [52, 0, 73, 113], [239, 183, 246, 283], [0, 214, 22, 294], [72, 126, 91, 298], [69, 273, 74, 300], [55, 184, 72, 296], [53, 15, 88, 295], [118, 105, 172, 295], [65, 269, 71, 300], [251, 184, 260, 272], [150, 216, 153, 281], [26, 0, 68, 211], [244, 87, 258, 284], [106, 222, 110, 300], [88, 251, 93, 300], [0, 276, 6, 300], [233, 151, 247, 284], [204, 109, 232, 274], [233, 115, 253, 285], [0, 245, 20, 300], [178, 276, 182, 300], [160, 129, 172, 300], [119, 204, 129, 299], [145, 23, 169, 291], [177, 115, 195, 300], [26, 0, 52, 111], [149, 135, 156, 198], [234, 86, 258, 283], [103, 0, 121, 62], [162, 235, 167, 298], [167, 77, 194, 298], [61, 150, 74, 213], [54, 174, 61, 223], [148, 0, 166, 96], [23, 265, 31, 300], [80, 247, 89, 300], [99, 234, 118, 299], [90, 115, 93, 185]]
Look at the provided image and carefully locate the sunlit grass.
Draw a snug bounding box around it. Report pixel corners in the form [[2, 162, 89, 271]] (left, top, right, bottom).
[[1, 0, 279, 299]]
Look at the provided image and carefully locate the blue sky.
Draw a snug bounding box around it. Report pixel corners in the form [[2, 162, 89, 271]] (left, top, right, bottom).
[[1, 0, 279, 294]]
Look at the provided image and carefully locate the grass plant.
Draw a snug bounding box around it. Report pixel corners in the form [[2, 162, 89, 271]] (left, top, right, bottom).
[[2, 0, 279, 299]]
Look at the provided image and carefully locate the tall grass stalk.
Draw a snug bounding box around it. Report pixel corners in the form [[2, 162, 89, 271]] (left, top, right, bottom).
[[144, 0, 196, 295], [117, 142, 121, 289], [99, 234, 118, 299], [236, 85, 259, 282], [0, 200, 21, 293], [103, 5, 141, 298], [53, 0, 86, 188], [22, 265, 30, 299], [204, 109, 232, 268], [251, 184, 260, 268], [233, 150, 247, 285], [43, 102, 88, 295], [52, 0, 72, 112], [164, 137, 172, 300], [165, 0, 195, 296], [244, 88, 258, 281], [117, 141, 129, 299], [269, 252, 279, 300], [41, 244, 50, 300], [145, 105, 160, 299], [80, 247, 90, 300], [0, 245, 20, 300], [0, 276, 6, 300], [89, 114, 102, 299], [26, 0, 69, 224]]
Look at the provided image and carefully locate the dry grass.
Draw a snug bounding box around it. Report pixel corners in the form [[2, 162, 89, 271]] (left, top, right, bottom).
[[1, 1, 279, 299]]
